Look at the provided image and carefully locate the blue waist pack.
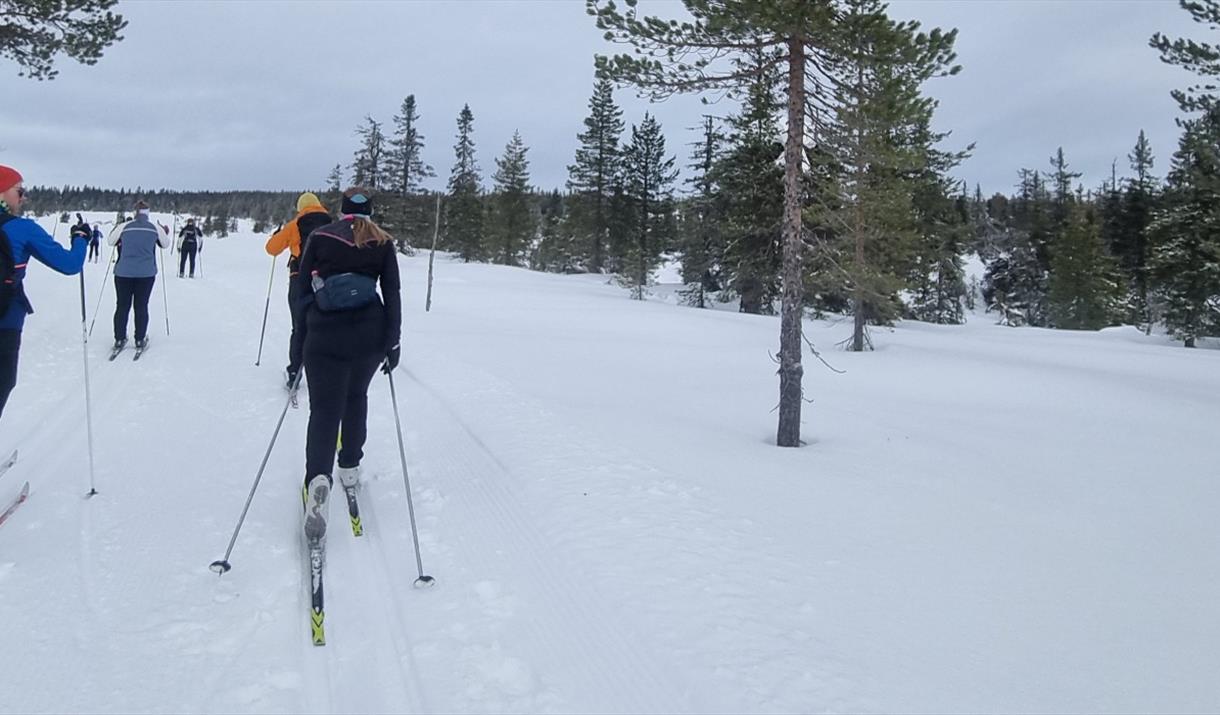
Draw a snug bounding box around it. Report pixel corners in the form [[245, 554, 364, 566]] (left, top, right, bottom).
[[311, 272, 379, 312]]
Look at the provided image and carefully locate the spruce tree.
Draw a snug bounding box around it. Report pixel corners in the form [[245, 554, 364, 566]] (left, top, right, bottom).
[[620, 113, 678, 299], [1148, 109, 1220, 347], [490, 131, 533, 266], [567, 76, 626, 273], [713, 57, 783, 315], [1048, 147, 1081, 233], [386, 95, 435, 197], [679, 115, 726, 308], [813, 0, 961, 349], [1047, 204, 1121, 329], [350, 116, 387, 190], [326, 164, 343, 193], [907, 175, 969, 325], [1117, 131, 1159, 326], [531, 191, 582, 273], [445, 104, 485, 262]]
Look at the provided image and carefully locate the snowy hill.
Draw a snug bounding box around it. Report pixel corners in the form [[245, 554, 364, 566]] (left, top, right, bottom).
[[1, 213, 1218, 714]]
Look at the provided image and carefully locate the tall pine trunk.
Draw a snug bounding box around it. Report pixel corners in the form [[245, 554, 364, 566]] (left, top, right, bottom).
[[776, 35, 806, 448]]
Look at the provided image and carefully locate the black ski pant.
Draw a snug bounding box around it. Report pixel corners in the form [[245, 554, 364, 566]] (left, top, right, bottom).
[[287, 278, 305, 376], [178, 245, 197, 277], [88, 241, 100, 262], [0, 329, 20, 422], [302, 306, 385, 488], [113, 276, 156, 342]]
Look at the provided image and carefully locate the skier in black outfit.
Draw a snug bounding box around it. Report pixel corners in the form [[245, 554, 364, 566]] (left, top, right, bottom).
[[177, 218, 203, 278], [89, 225, 102, 263], [296, 188, 401, 540]]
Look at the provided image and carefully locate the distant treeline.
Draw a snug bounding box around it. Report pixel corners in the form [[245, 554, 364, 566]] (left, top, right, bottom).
[[22, 0, 1220, 350]]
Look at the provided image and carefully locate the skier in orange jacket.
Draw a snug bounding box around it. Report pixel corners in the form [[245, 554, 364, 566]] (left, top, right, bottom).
[[265, 192, 332, 388]]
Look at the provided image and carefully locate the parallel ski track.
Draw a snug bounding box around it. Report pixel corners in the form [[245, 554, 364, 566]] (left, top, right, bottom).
[[338, 498, 429, 713], [299, 530, 335, 715], [395, 367, 691, 712]]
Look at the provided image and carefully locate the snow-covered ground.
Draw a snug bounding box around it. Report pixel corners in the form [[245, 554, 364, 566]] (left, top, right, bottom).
[[1, 213, 1218, 714]]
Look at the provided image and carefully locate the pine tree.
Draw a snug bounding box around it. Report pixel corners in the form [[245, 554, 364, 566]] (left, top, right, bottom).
[[567, 76, 626, 273], [619, 113, 678, 299], [490, 131, 533, 266], [1047, 204, 1120, 329], [1151, 0, 1220, 114], [1, 0, 126, 80], [445, 104, 485, 262], [1148, 109, 1220, 347], [594, 0, 960, 444]]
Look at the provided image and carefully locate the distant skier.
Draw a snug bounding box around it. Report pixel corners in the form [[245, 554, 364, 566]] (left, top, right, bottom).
[[177, 218, 203, 278], [108, 200, 169, 355], [0, 165, 87, 420], [296, 188, 401, 540], [89, 225, 102, 263], [266, 192, 332, 390]]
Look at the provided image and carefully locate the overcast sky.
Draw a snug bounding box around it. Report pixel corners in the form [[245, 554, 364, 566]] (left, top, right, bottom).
[[0, 0, 1206, 198]]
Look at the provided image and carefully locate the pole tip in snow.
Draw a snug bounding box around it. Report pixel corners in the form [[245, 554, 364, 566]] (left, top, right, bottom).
[[85, 489, 98, 499], [209, 560, 232, 575], [413, 575, 435, 589]]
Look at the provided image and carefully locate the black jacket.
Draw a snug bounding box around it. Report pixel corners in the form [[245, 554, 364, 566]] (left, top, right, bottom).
[[294, 218, 401, 354]]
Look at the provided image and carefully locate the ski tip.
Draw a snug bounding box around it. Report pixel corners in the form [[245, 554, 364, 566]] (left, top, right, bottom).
[[209, 560, 232, 575], [413, 575, 436, 589]]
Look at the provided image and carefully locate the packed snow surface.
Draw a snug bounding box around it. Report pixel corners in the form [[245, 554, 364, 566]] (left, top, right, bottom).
[[1, 214, 1217, 714]]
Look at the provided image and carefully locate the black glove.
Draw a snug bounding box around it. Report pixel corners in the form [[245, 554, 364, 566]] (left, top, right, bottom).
[[382, 343, 400, 374]]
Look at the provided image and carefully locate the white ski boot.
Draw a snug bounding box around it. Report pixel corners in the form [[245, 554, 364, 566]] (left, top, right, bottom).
[[336, 465, 361, 489], [303, 474, 331, 542]]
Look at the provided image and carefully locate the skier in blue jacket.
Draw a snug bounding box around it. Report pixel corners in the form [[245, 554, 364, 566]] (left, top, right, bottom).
[[0, 165, 88, 420]]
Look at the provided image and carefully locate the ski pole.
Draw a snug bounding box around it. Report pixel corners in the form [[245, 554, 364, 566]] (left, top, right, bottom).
[[255, 255, 276, 366], [210, 370, 303, 575], [78, 272, 98, 498], [386, 370, 434, 588], [159, 245, 170, 336], [87, 242, 116, 339]]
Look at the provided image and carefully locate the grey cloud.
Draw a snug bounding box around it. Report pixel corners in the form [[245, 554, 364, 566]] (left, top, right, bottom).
[[0, 0, 1203, 198]]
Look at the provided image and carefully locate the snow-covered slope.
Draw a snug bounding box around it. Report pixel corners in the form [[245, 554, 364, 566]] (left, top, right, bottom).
[[1, 213, 1217, 714]]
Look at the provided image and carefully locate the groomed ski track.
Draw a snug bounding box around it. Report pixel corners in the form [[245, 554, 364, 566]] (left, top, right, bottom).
[[0, 215, 749, 713]]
